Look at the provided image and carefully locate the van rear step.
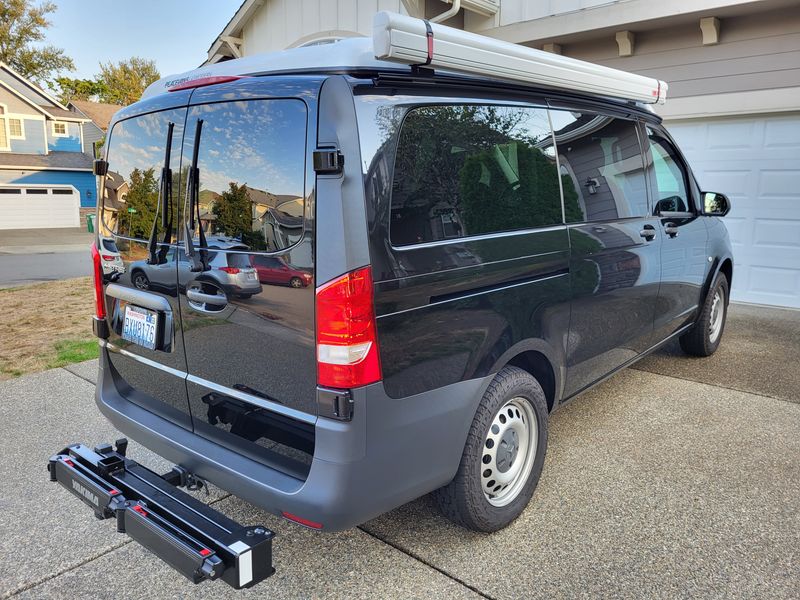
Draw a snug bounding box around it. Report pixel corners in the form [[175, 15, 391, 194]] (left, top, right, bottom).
[[47, 440, 275, 589]]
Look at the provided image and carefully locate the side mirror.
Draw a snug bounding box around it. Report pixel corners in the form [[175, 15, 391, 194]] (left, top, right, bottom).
[[702, 191, 730, 217]]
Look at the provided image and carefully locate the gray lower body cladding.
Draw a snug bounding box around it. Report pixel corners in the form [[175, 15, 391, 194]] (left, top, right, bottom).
[[96, 349, 489, 531]]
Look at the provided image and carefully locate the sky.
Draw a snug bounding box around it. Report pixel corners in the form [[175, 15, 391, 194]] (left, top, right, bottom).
[[44, 1, 242, 82]]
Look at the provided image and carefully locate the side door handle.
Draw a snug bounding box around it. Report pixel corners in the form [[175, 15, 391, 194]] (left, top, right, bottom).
[[664, 222, 679, 238], [639, 225, 656, 241]]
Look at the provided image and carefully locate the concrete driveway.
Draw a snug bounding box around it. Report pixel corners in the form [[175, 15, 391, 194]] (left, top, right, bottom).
[[1, 304, 798, 599]]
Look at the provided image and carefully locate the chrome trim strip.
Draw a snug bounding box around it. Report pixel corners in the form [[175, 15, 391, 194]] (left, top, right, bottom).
[[378, 271, 568, 319], [392, 224, 567, 251], [103, 341, 186, 379], [185, 374, 317, 425], [103, 341, 316, 425]]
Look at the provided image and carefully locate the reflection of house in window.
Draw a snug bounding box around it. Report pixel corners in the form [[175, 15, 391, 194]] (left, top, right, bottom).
[[100, 171, 129, 234]]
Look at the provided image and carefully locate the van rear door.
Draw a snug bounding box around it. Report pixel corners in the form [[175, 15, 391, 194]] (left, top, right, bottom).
[[176, 78, 320, 467], [99, 92, 192, 428]]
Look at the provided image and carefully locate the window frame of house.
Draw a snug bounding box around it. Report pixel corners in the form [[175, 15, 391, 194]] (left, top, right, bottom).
[[8, 116, 24, 140], [0, 104, 10, 150], [52, 121, 68, 137]]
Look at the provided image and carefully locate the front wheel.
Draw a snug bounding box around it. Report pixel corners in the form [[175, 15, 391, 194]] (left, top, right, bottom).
[[131, 270, 149, 290], [679, 272, 729, 356], [289, 277, 303, 288], [434, 366, 548, 532]]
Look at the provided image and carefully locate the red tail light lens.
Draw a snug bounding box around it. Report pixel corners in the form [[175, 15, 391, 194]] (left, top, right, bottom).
[[218, 267, 240, 274], [101, 254, 115, 261], [281, 511, 323, 530], [315, 266, 381, 389], [90, 242, 106, 319]]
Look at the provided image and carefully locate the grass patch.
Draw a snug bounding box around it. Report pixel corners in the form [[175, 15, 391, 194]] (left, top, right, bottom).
[[0, 277, 95, 380], [47, 339, 99, 369]]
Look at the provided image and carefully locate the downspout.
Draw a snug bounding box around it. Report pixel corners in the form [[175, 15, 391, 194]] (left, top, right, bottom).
[[430, 0, 461, 24]]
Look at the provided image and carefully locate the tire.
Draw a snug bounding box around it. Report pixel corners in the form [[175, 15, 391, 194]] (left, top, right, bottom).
[[131, 270, 149, 290], [434, 366, 549, 532], [289, 277, 303, 288], [679, 272, 729, 357]]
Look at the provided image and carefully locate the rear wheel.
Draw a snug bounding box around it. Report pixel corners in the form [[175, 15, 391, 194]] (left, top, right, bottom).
[[679, 272, 729, 356], [434, 366, 548, 532]]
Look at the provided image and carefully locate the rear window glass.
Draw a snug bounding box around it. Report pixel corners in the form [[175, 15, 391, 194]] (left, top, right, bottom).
[[186, 99, 307, 252], [226, 252, 252, 268], [101, 238, 119, 253], [390, 104, 562, 246]]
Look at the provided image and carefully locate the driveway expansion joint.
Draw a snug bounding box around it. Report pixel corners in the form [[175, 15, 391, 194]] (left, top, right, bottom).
[[358, 525, 496, 600]]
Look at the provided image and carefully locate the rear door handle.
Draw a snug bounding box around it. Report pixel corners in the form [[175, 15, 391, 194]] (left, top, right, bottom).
[[664, 222, 679, 238], [639, 225, 656, 241]]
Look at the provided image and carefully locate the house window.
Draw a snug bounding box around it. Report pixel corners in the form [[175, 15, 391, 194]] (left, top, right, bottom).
[[0, 105, 9, 150], [52, 121, 67, 136], [9, 118, 24, 139]]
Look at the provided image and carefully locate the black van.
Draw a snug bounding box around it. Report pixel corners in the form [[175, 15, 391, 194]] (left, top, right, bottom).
[[55, 27, 733, 585]]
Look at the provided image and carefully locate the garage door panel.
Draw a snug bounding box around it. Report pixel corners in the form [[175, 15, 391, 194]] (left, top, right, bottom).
[[753, 219, 800, 249], [669, 114, 800, 308]]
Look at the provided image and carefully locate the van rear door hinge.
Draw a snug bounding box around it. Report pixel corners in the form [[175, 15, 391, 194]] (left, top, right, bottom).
[[313, 148, 344, 175]]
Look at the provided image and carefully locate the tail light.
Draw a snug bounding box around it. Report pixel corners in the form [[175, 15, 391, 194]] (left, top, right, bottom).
[[218, 267, 240, 274], [316, 266, 381, 388], [101, 254, 115, 261], [90, 242, 106, 319]]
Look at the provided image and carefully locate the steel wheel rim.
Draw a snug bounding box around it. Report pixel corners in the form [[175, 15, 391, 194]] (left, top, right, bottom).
[[481, 397, 538, 507], [709, 287, 724, 343]]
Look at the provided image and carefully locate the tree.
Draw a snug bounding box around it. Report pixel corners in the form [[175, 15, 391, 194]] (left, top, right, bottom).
[[97, 57, 160, 105], [54, 76, 107, 104], [213, 182, 252, 239], [0, 0, 74, 86], [123, 168, 159, 239]]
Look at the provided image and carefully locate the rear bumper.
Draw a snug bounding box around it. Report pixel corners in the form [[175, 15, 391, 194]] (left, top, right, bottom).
[[96, 349, 488, 531]]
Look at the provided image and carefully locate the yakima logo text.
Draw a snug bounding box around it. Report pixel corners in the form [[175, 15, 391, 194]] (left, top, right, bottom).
[[72, 480, 99, 507]]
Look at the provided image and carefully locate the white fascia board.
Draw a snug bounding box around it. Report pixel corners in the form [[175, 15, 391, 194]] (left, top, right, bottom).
[[476, 0, 764, 44], [658, 87, 800, 120]]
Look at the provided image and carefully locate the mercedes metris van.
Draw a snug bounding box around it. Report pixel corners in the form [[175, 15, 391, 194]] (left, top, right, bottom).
[[88, 20, 733, 536]]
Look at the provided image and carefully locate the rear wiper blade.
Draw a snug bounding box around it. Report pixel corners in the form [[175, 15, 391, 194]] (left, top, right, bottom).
[[146, 122, 174, 265], [184, 119, 208, 272]]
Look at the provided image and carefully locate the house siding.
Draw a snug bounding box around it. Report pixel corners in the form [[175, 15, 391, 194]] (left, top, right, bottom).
[[240, 0, 409, 54], [46, 121, 82, 152], [81, 121, 105, 155], [0, 169, 97, 207], [0, 70, 55, 108], [563, 6, 800, 101], [8, 118, 46, 154]]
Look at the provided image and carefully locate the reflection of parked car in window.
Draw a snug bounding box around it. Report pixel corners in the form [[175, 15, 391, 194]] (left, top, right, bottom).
[[128, 237, 262, 298], [251, 255, 312, 287], [99, 237, 124, 275]]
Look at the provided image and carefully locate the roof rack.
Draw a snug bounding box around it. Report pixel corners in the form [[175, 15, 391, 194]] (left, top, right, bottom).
[[373, 12, 667, 105], [143, 12, 666, 106]]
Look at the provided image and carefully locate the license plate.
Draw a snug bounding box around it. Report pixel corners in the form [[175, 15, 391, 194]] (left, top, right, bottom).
[[246, 272, 256, 280], [122, 305, 158, 350]]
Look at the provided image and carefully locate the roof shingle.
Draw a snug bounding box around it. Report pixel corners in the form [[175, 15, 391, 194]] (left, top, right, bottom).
[[0, 151, 94, 170]]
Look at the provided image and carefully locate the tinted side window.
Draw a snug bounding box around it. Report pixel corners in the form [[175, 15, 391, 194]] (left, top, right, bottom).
[[645, 127, 691, 213], [390, 105, 561, 246], [186, 99, 307, 252], [550, 111, 648, 222]]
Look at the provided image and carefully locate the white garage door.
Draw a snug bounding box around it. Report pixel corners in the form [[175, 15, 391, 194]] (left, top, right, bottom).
[[0, 185, 81, 230], [667, 114, 800, 309]]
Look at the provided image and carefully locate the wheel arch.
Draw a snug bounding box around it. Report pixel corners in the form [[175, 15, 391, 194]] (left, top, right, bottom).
[[489, 339, 564, 413]]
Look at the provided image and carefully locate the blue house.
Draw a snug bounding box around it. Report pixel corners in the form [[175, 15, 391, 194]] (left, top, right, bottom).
[[0, 62, 98, 229]]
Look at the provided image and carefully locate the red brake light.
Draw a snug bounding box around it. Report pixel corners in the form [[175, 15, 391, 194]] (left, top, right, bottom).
[[219, 267, 240, 274], [101, 254, 114, 261], [315, 266, 381, 389], [167, 75, 245, 92], [90, 242, 106, 319]]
